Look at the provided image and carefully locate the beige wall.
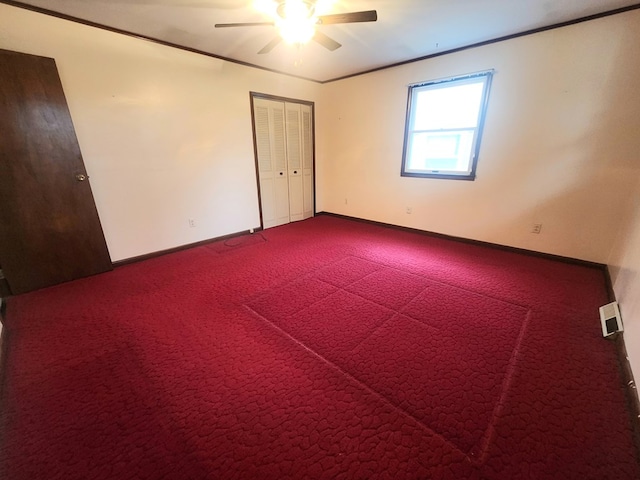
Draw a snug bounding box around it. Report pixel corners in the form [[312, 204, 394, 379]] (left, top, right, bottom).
[[609, 172, 640, 379], [0, 4, 321, 261], [316, 10, 640, 264]]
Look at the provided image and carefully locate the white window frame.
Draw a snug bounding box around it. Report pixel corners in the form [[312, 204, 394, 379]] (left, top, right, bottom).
[[401, 71, 493, 180]]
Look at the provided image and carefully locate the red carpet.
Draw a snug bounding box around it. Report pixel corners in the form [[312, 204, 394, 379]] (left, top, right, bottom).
[[1, 215, 638, 479]]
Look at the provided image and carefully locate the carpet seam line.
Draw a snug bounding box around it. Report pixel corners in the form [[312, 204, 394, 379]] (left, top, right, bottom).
[[242, 303, 468, 458], [475, 308, 533, 463], [241, 255, 351, 306], [347, 253, 532, 311]]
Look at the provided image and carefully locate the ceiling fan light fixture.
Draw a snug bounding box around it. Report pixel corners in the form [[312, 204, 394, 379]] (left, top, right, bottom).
[[225, 1, 376, 54], [278, 0, 315, 19], [278, 18, 316, 45], [276, 0, 317, 45]]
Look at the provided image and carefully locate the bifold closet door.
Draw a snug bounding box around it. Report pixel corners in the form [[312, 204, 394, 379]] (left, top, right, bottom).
[[253, 97, 314, 229], [286, 102, 314, 222], [285, 103, 304, 222], [254, 98, 290, 229]]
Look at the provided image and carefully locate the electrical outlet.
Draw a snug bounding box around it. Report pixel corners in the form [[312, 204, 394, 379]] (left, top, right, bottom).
[[531, 223, 542, 234], [345, 198, 348, 205], [406, 207, 413, 214], [188, 219, 196, 228]]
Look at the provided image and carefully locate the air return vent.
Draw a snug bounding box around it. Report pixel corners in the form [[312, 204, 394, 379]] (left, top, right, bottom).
[[599, 301, 623, 337]]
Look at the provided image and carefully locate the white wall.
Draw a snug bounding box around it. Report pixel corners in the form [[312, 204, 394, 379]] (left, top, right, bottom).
[[316, 10, 640, 264], [0, 4, 321, 261]]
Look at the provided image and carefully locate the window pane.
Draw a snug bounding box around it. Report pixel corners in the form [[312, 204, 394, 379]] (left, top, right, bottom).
[[408, 130, 475, 173], [413, 82, 485, 130]]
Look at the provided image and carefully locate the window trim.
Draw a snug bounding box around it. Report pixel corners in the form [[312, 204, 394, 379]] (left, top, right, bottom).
[[401, 71, 493, 181]]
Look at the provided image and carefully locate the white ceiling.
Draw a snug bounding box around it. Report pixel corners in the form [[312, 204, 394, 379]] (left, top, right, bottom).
[[7, 0, 640, 82]]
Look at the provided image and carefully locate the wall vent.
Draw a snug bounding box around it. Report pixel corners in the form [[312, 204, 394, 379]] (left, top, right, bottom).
[[599, 301, 623, 337]]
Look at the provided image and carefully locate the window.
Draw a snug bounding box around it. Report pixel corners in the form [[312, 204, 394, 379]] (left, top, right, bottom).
[[401, 71, 492, 180]]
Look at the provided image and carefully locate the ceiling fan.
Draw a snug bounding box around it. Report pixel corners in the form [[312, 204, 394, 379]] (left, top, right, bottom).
[[215, 0, 377, 54]]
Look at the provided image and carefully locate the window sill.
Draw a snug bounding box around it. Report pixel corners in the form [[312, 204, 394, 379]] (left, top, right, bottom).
[[401, 171, 476, 181]]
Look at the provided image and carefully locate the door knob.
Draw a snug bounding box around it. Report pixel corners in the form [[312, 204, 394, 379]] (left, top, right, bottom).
[[279, 172, 283, 176], [294, 170, 298, 174], [75, 174, 88, 182]]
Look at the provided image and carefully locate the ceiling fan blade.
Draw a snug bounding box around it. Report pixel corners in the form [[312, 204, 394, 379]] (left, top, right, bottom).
[[313, 31, 341, 51], [258, 36, 282, 54], [215, 22, 275, 28], [316, 10, 377, 25]]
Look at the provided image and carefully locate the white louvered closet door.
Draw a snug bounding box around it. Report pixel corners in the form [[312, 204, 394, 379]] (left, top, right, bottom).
[[254, 98, 290, 229], [253, 97, 314, 229], [285, 103, 304, 222]]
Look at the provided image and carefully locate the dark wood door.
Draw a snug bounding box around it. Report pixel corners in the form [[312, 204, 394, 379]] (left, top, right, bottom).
[[0, 49, 112, 294]]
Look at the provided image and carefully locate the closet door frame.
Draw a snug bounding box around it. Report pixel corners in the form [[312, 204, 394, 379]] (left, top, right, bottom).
[[250, 92, 316, 230]]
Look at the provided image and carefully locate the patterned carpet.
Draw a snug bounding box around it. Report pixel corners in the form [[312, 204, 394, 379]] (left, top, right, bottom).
[[1, 215, 638, 479]]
